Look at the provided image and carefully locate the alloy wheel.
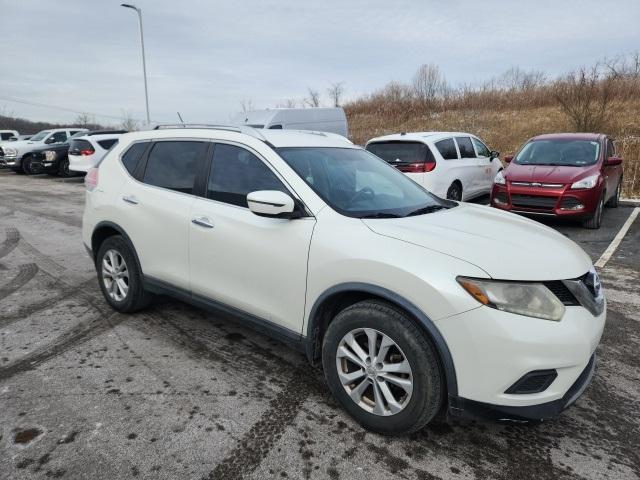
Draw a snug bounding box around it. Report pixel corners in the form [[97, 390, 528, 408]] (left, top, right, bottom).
[[102, 249, 129, 301], [336, 328, 413, 416]]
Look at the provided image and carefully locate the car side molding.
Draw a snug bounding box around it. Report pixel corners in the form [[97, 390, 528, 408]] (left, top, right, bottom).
[[306, 282, 458, 397]]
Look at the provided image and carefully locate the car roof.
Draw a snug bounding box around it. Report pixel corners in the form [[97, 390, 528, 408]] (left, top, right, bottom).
[[530, 133, 606, 142], [125, 126, 354, 149], [366, 131, 477, 144]]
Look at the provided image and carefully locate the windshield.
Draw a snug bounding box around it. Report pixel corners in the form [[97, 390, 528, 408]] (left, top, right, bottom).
[[277, 147, 450, 218], [29, 130, 51, 142], [515, 139, 601, 166]]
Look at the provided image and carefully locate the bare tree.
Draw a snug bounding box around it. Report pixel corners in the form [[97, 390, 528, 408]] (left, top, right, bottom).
[[499, 67, 546, 91], [412, 64, 447, 104], [305, 88, 321, 107], [603, 51, 640, 79], [240, 98, 254, 114], [327, 82, 345, 107], [120, 110, 139, 131], [74, 113, 95, 128], [552, 65, 618, 131], [277, 98, 299, 108], [378, 81, 414, 103]]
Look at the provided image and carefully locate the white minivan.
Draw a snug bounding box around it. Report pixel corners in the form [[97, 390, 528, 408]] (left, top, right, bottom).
[[232, 107, 348, 137], [366, 132, 503, 201]]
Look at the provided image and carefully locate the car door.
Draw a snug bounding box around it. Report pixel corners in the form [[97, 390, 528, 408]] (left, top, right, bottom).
[[603, 138, 621, 199], [433, 137, 461, 198], [119, 139, 209, 290], [471, 136, 497, 194], [454, 136, 479, 198], [189, 142, 315, 334]]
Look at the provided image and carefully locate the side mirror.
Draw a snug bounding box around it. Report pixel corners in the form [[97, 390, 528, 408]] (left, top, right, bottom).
[[504, 155, 514, 163], [247, 190, 297, 219], [606, 156, 623, 166], [489, 150, 500, 160], [44, 137, 56, 144]]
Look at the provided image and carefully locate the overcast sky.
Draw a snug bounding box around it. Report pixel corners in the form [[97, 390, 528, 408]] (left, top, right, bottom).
[[2, 0, 640, 126]]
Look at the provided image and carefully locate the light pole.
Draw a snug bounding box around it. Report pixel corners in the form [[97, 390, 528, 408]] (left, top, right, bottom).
[[121, 3, 150, 125]]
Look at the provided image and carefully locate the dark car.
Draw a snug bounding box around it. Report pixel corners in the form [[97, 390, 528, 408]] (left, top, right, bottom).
[[31, 130, 127, 177], [490, 133, 624, 229]]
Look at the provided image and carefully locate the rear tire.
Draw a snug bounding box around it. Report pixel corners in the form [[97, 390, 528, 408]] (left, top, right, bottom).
[[583, 194, 604, 229], [446, 182, 463, 201], [322, 300, 443, 435], [96, 235, 151, 313]]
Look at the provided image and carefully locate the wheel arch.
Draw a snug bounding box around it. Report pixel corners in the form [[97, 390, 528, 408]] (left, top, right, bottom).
[[305, 282, 458, 397], [91, 221, 144, 276]]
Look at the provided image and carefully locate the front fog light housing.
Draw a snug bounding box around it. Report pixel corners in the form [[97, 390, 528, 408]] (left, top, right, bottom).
[[45, 150, 57, 161], [457, 277, 565, 321]]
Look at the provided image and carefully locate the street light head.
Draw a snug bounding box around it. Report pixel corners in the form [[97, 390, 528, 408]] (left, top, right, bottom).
[[121, 3, 138, 10]]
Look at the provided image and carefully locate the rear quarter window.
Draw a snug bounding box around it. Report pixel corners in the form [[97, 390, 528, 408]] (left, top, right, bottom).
[[435, 138, 458, 160], [120, 142, 150, 175], [98, 139, 119, 150]]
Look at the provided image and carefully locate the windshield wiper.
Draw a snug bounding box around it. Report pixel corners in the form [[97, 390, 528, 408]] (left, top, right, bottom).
[[360, 212, 402, 219], [406, 205, 446, 217]]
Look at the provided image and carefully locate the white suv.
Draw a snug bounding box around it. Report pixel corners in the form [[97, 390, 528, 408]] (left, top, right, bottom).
[[68, 131, 126, 173], [366, 132, 503, 201], [83, 126, 605, 434]]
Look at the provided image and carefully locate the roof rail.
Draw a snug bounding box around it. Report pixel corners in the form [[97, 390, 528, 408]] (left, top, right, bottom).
[[151, 124, 270, 143], [87, 130, 129, 136]]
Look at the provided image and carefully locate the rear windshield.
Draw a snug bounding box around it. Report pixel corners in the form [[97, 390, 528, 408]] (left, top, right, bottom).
[[515, 140, 601, 166], [69, 139, 94, 154], [366, 141, 434, 165]]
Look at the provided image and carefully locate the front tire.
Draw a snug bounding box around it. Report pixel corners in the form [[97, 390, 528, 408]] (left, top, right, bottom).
[[583, 194, 604, 229], [58, 157, 73, 177], [322, 300, 443, 435], [22, 155, 35, 175], [96, 236, 151, 312]]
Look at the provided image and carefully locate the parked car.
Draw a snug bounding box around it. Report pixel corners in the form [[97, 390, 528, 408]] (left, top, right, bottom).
[[30, 131, 120, 177], [365, 132, 502, 201], [0, 130, 19, 141], [490, 133, 623, 229], [83, 125, 605, 434], [231, 107, 349, 137], [68, 131, 126, 173], [0, 128, 88, 174]]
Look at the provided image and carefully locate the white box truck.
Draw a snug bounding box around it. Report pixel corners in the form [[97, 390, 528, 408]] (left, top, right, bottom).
[[232, 107, 348, 137]]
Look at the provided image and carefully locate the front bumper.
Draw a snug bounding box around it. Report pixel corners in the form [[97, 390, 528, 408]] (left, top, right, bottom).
[[0, 157, 17, 167], [491, 183, 600, 219], [436, 297, 605, 417], [449, 354, 596, 421]]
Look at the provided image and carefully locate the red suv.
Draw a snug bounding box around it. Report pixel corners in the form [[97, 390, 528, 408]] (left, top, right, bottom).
[[490, 133, 623, 229]]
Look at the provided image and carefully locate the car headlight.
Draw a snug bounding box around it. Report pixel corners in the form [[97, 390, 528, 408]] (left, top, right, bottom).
[[493, 170, 506, 185], [3, 147, 17, 157], [571, 174, 599, 190], [457, 277, 565, 321], [45, 150, 57, 161]]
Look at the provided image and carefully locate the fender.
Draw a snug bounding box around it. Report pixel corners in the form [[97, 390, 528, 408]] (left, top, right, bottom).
[[91, 221, 144, 278], [306, 282, 458, 397]]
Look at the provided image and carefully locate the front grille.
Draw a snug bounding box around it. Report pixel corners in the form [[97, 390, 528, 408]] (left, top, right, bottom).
[[511, 194, 558, 210], [543, 281, 580, 305], [506, 369, 558, 394]]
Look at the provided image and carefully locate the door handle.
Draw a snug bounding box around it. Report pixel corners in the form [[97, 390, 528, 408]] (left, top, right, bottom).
[[191, 216, 214, 229], [122, 195, 139, 205]]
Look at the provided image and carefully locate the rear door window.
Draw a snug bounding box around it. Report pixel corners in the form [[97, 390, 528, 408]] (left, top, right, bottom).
[[142, 141, 208, 194], [207, 143, 288, 208], [455, 137, 476, 158], [434, 138, 459, 160]]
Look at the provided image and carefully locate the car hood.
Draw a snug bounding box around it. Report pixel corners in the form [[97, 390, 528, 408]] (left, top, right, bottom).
[[362, 203, 592, 281], [0, 140, 41, 150], [505, 163, 599, 185]]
